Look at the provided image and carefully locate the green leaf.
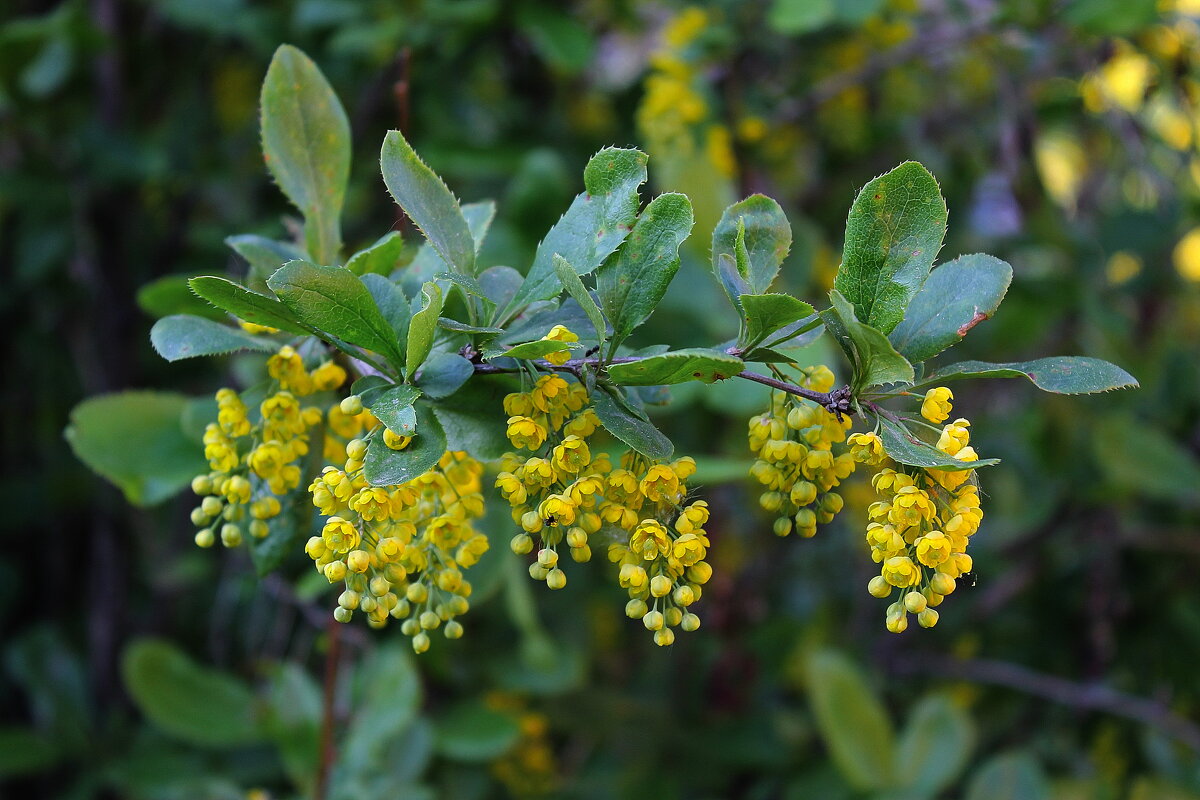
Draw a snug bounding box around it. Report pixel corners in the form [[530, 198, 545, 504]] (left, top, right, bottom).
[[894, 695, 976, 796], [552, 254, 607, 347], [381, 130, 475, 275], [1064, 0, 1158, 36], [363, 403, 446, 486], [434, 703, 520, 762], [924, 357, 1139, 394], [0, 728, 61, 778], [500, 147, 647, 320], [263, 664, 321, 790], [365, 384, 422, 437], [597, 192, 694, 351], [480, 265, 524, 308], [740, 293, 816, 349], [225, 234, 307, 285], [150, 314, 277, 362], [137, 274, 227, 321], [346, 231, 405, 276], [607, 349, 744, 386], [591, 387, 673, 460], [438, 318, 505, 335], [834, 162, 947, 334], [712, 195, 792, 296], [433, 271, 487, 300], [889, 254, 1012, 363], [268, 260, 404, 368], [964, 751, 1049, 800], [260, 45, 350, 266], [1094, 416, 1200, 504], [121, 639, 260, 748], [825, 290, 914, 389], [189, 276, 310, 335], [406, 281, 445, 378], [768, 0, 835, 34], [874, 416, 1000, 470], [340, 645, 422, 774], [494, 338, 582, 362], [715, 252, 752, 311], [66, 392, 208, 506], [414, 352, 475, 399], [431, 379, 514, 461], [804, 648, 895, 791], [361, 273, 411, 345], [463, 200, 497, 253]]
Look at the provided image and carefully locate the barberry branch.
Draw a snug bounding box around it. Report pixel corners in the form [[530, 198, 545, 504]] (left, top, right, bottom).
[[468, 355, 854, 416]]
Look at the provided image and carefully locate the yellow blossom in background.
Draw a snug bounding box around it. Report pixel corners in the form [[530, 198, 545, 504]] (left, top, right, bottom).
[[1081, 44, 1155, 113], [1034, 130, 1087, 212], [704, 124, 736, 178], [1173, 227, 1200, 280], [1144, 96, 1193, 150], [1106, 251, 1143, 285]]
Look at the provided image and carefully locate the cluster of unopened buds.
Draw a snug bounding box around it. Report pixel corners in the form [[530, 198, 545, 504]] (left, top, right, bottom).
[[850, 387, 983, 632], [190, 346, 345, 548], [747, 365, 856, 537]]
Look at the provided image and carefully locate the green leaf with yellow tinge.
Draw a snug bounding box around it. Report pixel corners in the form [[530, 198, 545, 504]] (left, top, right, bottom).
[[405, 281, 444, 378], [606, 349, 743, 386], [260, 45, 350, 266], [834, 162, 947, 334]]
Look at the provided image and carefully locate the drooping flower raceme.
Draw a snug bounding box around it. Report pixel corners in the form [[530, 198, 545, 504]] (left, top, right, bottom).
[[190, 346, 345, 548]]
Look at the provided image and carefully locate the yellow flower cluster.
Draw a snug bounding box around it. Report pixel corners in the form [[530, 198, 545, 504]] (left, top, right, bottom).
[[747, 367, 856, 538], [306, 432, 488, 651], [605, 452, 711, 647], [863, 389, 984, 632], [495, 371, 712, 645], [486, 692, 558, 796], [190, 347, 346, 548], [496, 374, 605, 586], [636, 6, 737, 179]]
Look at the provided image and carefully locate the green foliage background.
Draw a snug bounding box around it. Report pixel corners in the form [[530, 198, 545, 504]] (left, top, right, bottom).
[[3, 0, 1199, 797]]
